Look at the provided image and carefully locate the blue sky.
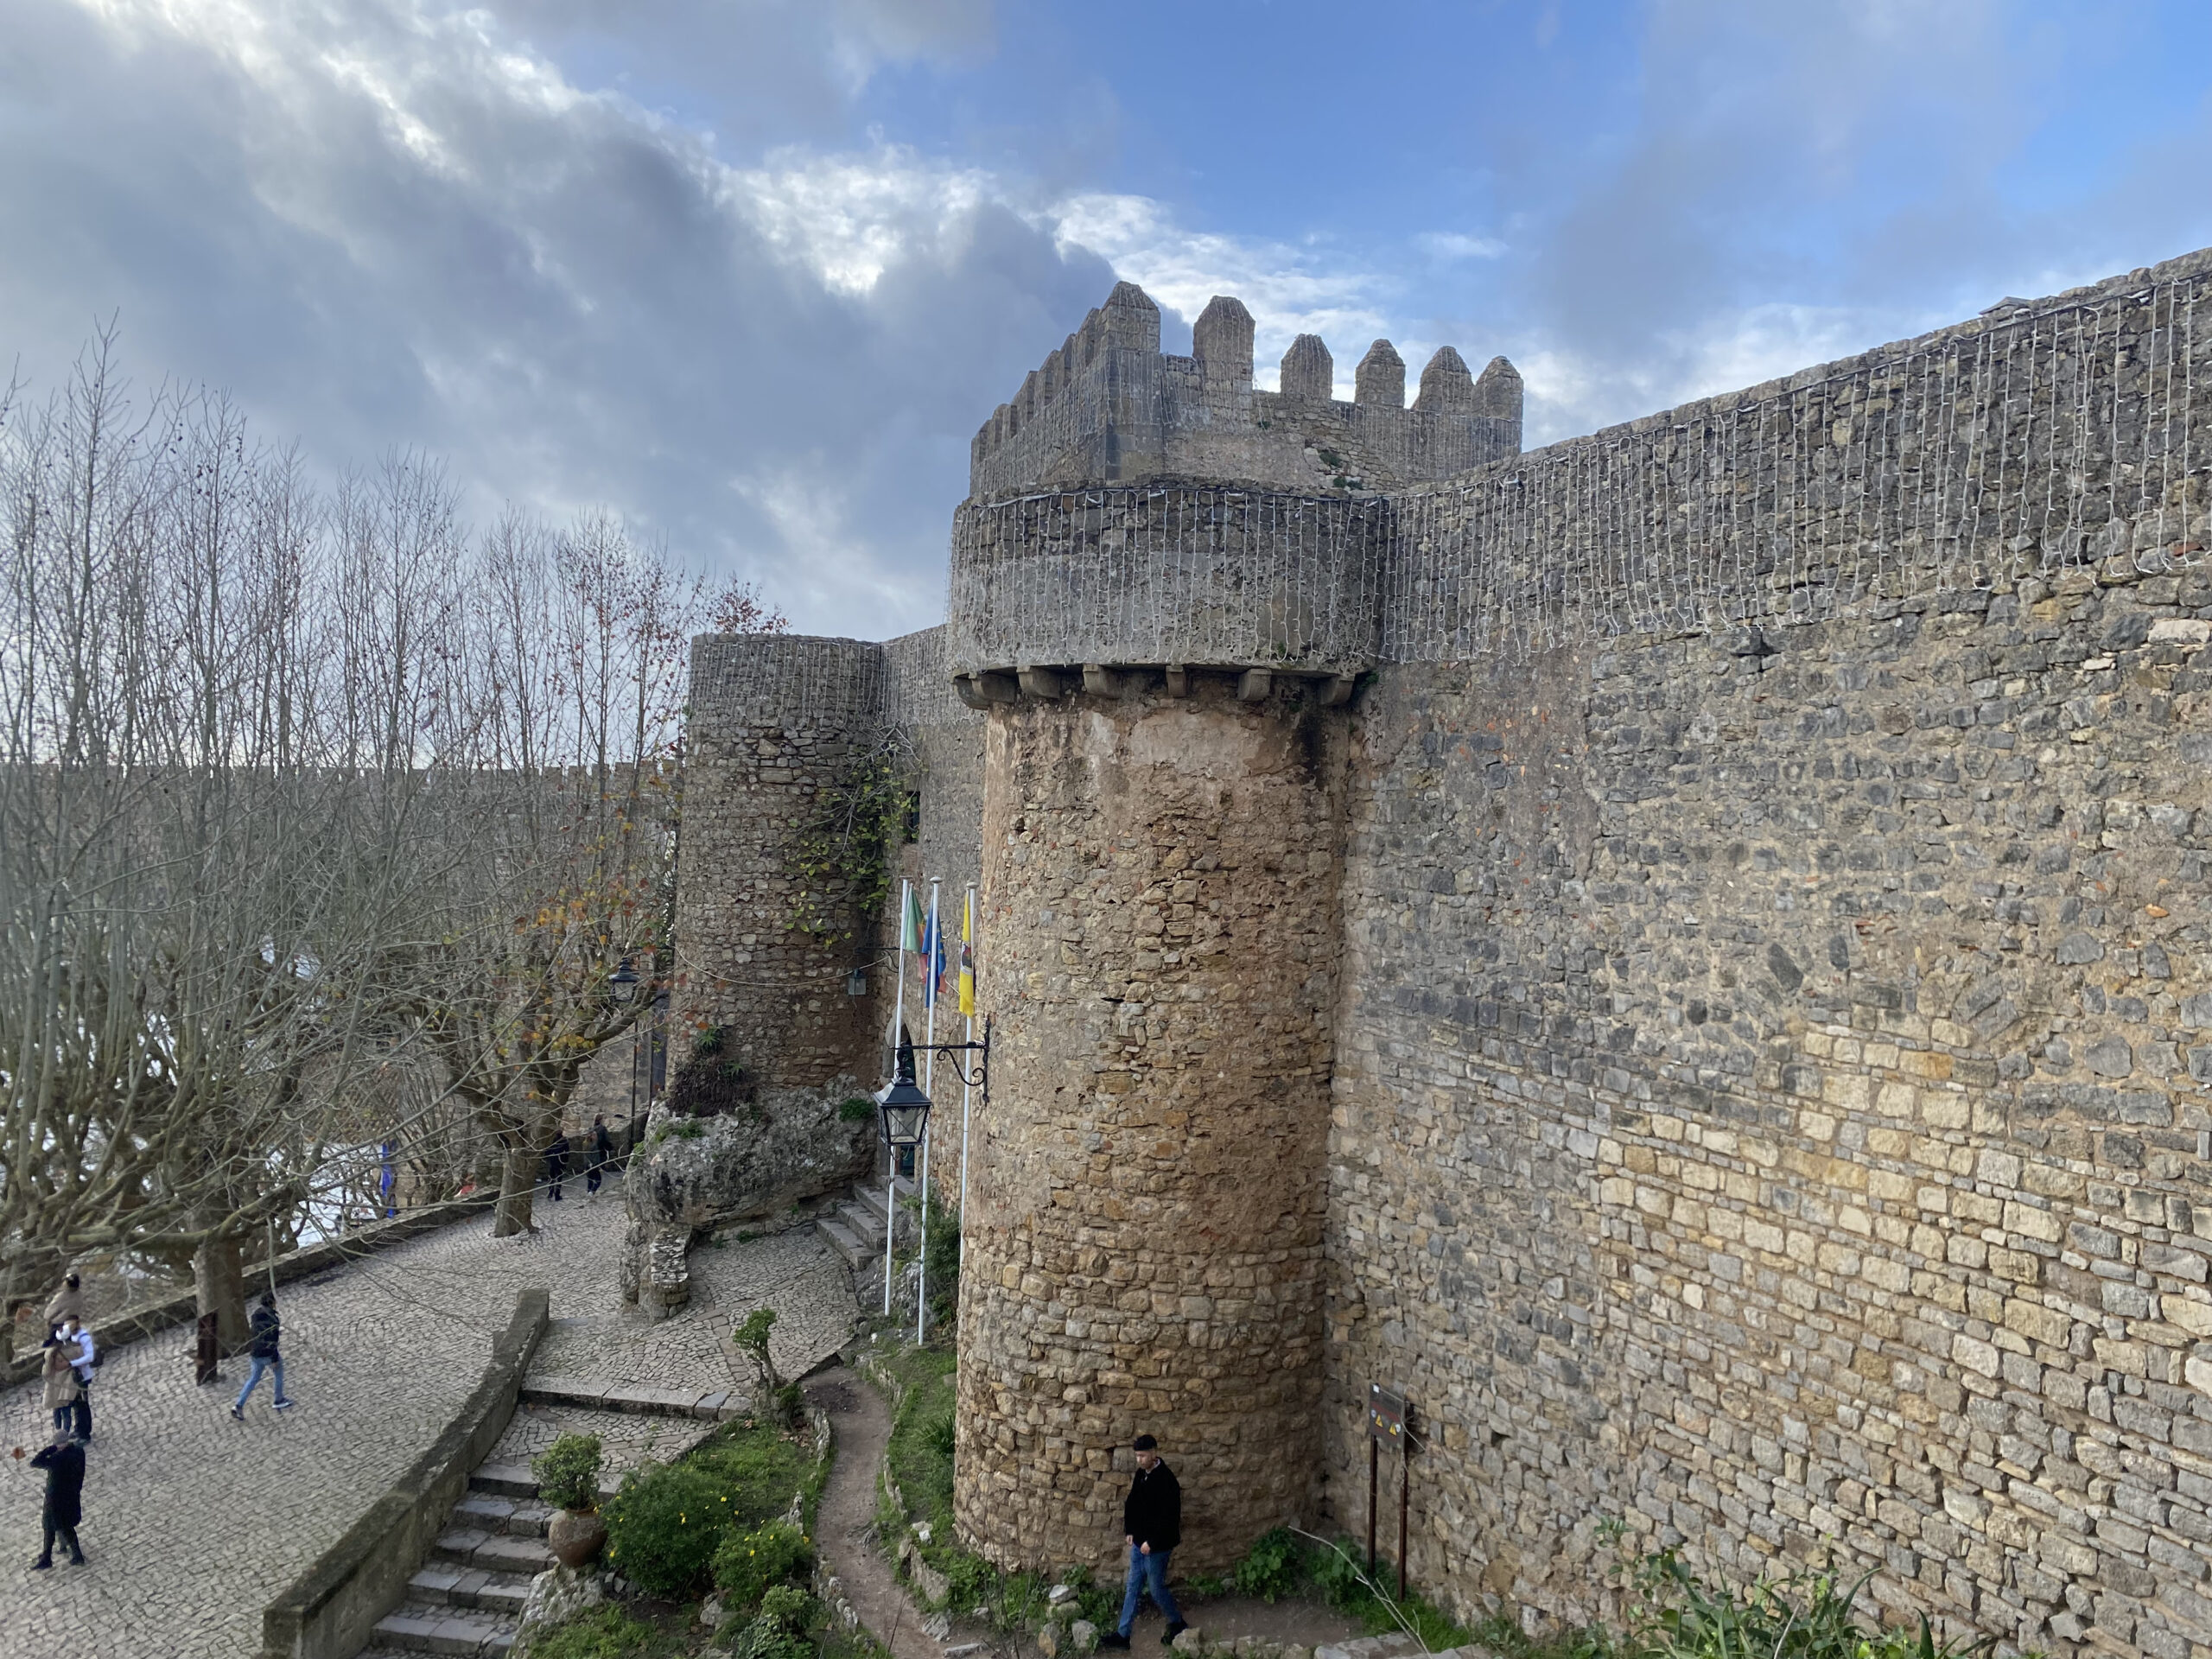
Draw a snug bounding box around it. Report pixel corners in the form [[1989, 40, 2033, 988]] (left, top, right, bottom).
[[5, 0, 2211, 636]]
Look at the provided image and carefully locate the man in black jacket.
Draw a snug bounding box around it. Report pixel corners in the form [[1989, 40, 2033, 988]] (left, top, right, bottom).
[[30, 1430, 86, 1567], [1100, 1433, 1185, 1649], [544, 1129, 571, 1203], [587, 1116, 615, 1199], [231, 1291, 295, 1420]]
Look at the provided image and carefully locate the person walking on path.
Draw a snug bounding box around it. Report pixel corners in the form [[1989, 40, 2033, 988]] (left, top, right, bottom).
[[586, 1116, 615, 1200], [231, 1292, 294, 1420], [544, 1128, 571, 1204], [41, 1340, 79, 1440], [29, 1429, 86, 1568], [59, 1315, 94, 1444], [43, 1272, 82, 1341], [1100, 1433, 1185, 1649]]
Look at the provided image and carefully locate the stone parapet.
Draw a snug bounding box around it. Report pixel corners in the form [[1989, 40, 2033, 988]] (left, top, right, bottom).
[[968, 282, 1519, 502], [946, 486, 1387, 687]]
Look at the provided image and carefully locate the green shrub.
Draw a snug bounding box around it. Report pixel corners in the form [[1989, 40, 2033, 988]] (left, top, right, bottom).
[[712, 1517, 813, 1609], [922, 1201, 960, 1330], [526, 1604, 660, 1659], [1232, 1527, 1302, 1603], [532, 1433, 605, 1513], [757, 1583, 815, 1628], [725, 1617, 810, 1659], [838, 1097, 875, 1122], [603, 1460, 734, 1596]]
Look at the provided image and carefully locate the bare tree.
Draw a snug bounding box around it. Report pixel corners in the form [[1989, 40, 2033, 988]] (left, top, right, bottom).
[[0, 341, 433, 1353], [0, 330, 786, 1345], [410, 510, 780, 1236]]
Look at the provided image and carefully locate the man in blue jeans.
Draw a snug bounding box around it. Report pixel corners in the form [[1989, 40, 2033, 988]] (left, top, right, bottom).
[[231, 1291, 296, 1420], [1099, 1434, 1186, 1649]]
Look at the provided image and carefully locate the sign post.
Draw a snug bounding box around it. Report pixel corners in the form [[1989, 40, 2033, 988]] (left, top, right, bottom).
[[1368, 1384, 1407, 1588]]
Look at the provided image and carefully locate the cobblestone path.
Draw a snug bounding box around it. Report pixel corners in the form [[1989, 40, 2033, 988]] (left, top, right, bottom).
[[0, 1179, 862, 1659]]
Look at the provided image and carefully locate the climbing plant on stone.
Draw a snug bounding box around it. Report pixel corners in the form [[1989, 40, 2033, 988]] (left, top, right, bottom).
[[786, 729, 912, 946]]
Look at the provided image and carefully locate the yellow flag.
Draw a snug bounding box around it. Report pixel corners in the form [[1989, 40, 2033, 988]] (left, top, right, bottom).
[[957, 890, 976, 1017]]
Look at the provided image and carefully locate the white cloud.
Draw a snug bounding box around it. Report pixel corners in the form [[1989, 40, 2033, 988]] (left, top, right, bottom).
[[1415, 232, 1507, 262], [726, 148, 996, 296], [1046, 194, 1397, 391]]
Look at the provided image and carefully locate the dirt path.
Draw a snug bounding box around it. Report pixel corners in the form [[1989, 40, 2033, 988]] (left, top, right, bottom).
[[807, 1365, 951, 1659]]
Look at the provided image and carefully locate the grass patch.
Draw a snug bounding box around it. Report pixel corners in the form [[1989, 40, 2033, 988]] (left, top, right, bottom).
[[879, 1344, 957, 1536], [1215, 1528, 2004, 1659], [524, 1605, 677, 1659], [870, 1341, 1071, 1633]]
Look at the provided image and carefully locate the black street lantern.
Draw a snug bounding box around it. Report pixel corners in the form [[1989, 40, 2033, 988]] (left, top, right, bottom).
[[607, 958, 641, 1005], [875, 1034, 932, 1149]]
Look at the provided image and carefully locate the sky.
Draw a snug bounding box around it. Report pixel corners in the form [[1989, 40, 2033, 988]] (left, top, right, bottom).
[[6, 0, 2212, 638]]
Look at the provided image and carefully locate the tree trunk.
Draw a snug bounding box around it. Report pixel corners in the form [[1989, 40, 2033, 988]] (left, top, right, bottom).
[[493, 1135, 538, 1237], [194, 1233, 251, 1352]]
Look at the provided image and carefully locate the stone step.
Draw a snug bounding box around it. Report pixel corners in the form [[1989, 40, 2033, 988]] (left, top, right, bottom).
[[368, 1600, 518, 1656], [520, 1375, 737, 1419], [817, 1215, 874, 1269], [468, 1459, 619, 1505], [406, 1562, 537, 1617], [452, 1491, 556, 1538], [431, 1526, 556, 1576], [467, 1461, 539, 1500], [1315, 1636, 1421, 1659], [853, 1176, 917, 1224]]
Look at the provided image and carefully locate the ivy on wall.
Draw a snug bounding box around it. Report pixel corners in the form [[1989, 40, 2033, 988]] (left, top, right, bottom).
[[788, 731, 915, 947]]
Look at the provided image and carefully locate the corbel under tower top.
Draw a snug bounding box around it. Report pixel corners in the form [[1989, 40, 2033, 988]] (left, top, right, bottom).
[[967, 281, 1522, 501]]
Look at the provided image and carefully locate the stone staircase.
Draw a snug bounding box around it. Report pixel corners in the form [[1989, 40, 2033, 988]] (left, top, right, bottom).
[[353, 1381, 734, 1658], [353, 1459, 563, 1656], [814, 1176, 917, 1273]]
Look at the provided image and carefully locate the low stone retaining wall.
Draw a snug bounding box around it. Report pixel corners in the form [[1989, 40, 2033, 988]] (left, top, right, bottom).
[[259, 1287, 550, 1659], [7, 1193, 498, 1388]]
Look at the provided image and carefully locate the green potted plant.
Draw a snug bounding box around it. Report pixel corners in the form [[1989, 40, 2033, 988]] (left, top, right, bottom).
[[534, 1432, 607, 1568]]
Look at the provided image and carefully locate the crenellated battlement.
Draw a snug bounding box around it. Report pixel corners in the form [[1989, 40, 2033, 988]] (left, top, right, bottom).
[[967, 281, 1522, 500]]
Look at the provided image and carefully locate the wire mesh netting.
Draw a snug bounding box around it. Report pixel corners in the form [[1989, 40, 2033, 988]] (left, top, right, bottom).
[[1387, 267, 2212, 662], [944, 253, 2212, 676], [946, 485, 1388, 677]]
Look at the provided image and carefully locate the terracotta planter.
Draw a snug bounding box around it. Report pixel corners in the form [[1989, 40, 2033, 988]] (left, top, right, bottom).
[[547, 1505, 607, 1569]]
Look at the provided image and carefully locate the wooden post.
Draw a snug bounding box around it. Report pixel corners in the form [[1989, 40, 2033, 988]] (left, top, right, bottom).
[[194, 1312, 219, 1385], [1397, 1437, 1409, 1600], [1366, 1435, 1378, 1578]]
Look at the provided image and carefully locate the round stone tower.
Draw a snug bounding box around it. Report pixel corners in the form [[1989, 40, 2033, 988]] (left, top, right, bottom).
[[952, 671, 1347, 1573], [943, 279, 1518, 1574]]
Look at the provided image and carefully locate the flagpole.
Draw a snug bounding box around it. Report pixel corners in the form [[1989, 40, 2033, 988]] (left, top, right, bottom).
[[958, 882, 976, 1268], [886, 876, 910, 1317], [918, 878, 941, 1343]]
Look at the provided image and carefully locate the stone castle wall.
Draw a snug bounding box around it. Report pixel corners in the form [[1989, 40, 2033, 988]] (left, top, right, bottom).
[[1326, 569, 2212, 1652], [676, 247, 2212, 1655]]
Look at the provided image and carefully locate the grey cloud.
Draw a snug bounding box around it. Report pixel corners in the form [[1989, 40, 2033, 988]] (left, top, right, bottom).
[[0, 0, 1089, 636]]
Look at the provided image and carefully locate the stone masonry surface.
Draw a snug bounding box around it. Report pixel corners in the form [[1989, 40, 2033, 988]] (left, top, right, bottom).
[[0, 1175, 859, 1659], [1325, 569, 2212, 1655], [967, 282, 1520, 501], [675, 245, 2212, 1654], [952, 681, 1342, 1576]]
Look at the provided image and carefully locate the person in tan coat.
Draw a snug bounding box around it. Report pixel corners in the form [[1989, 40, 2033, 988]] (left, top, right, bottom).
[[41, 1340, 79, 1439]]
